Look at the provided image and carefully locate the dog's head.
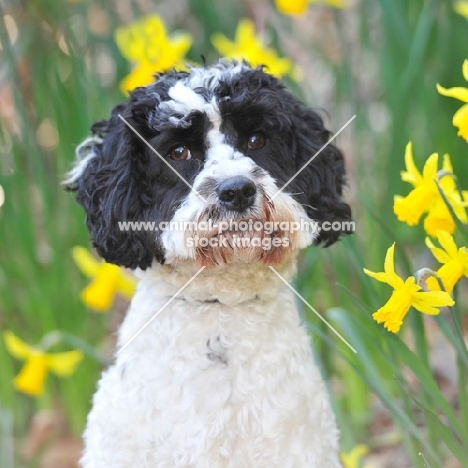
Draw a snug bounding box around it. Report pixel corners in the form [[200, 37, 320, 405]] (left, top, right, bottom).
[[66, 61, 352, 270]]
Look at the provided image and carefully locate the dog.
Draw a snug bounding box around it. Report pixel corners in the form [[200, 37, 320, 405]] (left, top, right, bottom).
[[67, 60, 351, 467]]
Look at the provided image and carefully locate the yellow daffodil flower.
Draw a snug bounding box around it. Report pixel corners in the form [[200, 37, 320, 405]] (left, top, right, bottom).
[[393, 142, 438, 226], [423, 154, 468, 236], [437, 60, 468, 143], [455, 1, 468, 20], [212, 19, 294, 78], [363, 244, 454, 333], [72, 247, 137, 311], [341, 444, 372, 468], [3, 331, 83, 396], [425, 231, 468, 293], [276, 0, 308, 14], [276, 0, 345, 15], [394, 143, 468, 236], [115, 15, 192, 93]]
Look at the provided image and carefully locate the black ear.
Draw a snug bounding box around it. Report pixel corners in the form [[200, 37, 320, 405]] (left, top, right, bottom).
[[293, 106, 352, 246], [66, 91, 164, 269]]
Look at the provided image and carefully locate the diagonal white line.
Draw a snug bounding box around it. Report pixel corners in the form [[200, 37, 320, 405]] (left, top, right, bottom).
[[118, 114, 206, 202], [268, 266, 357, 353], [271, 115, 356, 201], [117, 266, 206, 354]]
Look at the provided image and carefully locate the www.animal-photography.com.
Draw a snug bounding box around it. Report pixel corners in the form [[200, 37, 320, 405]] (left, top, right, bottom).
[[1, 1, 468, 467]]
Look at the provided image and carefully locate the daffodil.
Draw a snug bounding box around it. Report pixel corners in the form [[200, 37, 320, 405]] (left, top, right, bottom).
[[454, 1, 468, 20], [212, 19, 294, 78], [72, 247, 137, 311], [276, 0, 309, 14], [276, 0, 346, 15], [3, 331, 83, 396], [425, 231, 468, 294], [394, 143, 468, 236], [393, 143, 439, 226], [437, 60, 468, 143], [363, 243, 454, 333], [115, 15, 192, 93], [341, 444, 372, 468]]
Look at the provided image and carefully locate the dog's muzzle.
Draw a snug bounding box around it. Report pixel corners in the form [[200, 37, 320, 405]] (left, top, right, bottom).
[[217, 176, 257, 212]]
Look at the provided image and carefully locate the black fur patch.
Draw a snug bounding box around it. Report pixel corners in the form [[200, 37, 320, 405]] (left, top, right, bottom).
[[68, 62, 352, 268]]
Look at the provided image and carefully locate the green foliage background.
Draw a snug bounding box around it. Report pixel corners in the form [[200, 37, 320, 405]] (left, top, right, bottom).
[[0, 0, 467, 467]]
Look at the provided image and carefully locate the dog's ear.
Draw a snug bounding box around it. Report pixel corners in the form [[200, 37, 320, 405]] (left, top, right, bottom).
[[292, 106, 352, 246], [65, 89, 164, 269]]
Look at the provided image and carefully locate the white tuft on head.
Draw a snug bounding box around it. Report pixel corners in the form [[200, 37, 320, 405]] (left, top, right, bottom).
[[63, 136, 102, 185]]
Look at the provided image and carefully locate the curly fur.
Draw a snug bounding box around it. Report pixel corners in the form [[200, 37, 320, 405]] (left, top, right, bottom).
[[67, 61, 351, 467]]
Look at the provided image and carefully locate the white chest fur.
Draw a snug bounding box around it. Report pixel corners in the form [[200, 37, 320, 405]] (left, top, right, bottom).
[[80, 262, 341, 468]]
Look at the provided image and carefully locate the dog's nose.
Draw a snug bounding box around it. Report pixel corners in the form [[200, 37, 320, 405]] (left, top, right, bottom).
[[218, 177, 257, 212]]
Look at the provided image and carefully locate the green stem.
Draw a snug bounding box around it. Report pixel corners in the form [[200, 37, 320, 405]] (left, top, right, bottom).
[[388, 341, 427, 468], [40, 330, 111, 366], [408, 313, 439, 463]]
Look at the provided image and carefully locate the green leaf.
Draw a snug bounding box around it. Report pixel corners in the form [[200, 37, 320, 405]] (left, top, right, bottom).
[[389, 333, 468, 441], [395, 376, 468, 464]]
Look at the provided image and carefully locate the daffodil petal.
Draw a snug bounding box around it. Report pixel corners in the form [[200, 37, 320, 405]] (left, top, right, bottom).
[[463, 58, 468, 81], [45, 350, 84, 377], [423, 200, 455, 237], [442, 153, 454, 174], [425, 276, 441, 292], [236, 19, 256, 44], [372, 288, 413, 333], [425, 237, 451, 264], [437, 230, 459, 257], [455, 2, 468, 20], [412, 290, 454, 314], [115, 15, 167, 62], [436, 84, 468, 103], [453, 104, 468, 143], [14, 354, 48, 396], [383, 243, 404, 288], [211, 33, 234, 57], [81, 264, 121, 311], [170, 34, 193, 57], [117, 272, 137, 300], [211, 19, 293, 78], [422, 153, 439, 180], [434, 261, 466, 293], [276, 0, 308, 15], [120, 61, 158, 94], [439, 155, 456, 193], [341, 444, 369, 468], [394, 184, 436, 226], [116, 15, 193, 94], [363, 268, 389, 284], [3, 331, 33, 360], [72, 247, 101, 278], [401, 142, 421, 186]]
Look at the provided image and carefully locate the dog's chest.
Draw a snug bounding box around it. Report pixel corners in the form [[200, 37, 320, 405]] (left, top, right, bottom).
[[82, 287, 340, 467], [118, 295, 307, 427]]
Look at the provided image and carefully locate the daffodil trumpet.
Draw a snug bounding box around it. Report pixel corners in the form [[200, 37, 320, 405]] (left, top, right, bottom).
[[3, 331, 84, 396]]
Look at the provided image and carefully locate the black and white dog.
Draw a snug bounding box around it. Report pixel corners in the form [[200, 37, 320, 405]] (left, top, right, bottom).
[[68, 61, 351, 467]]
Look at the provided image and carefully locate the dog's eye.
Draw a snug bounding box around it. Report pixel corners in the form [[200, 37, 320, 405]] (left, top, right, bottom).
[[247, 133, 266, 150], [169, 145, 191, 161]]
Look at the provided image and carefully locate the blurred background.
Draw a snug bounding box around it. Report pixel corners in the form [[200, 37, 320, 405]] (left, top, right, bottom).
[[1, 0, 467, 467]]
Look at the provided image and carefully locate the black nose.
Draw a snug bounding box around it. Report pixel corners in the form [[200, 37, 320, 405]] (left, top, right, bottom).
[[217, 176, 257, 212]]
